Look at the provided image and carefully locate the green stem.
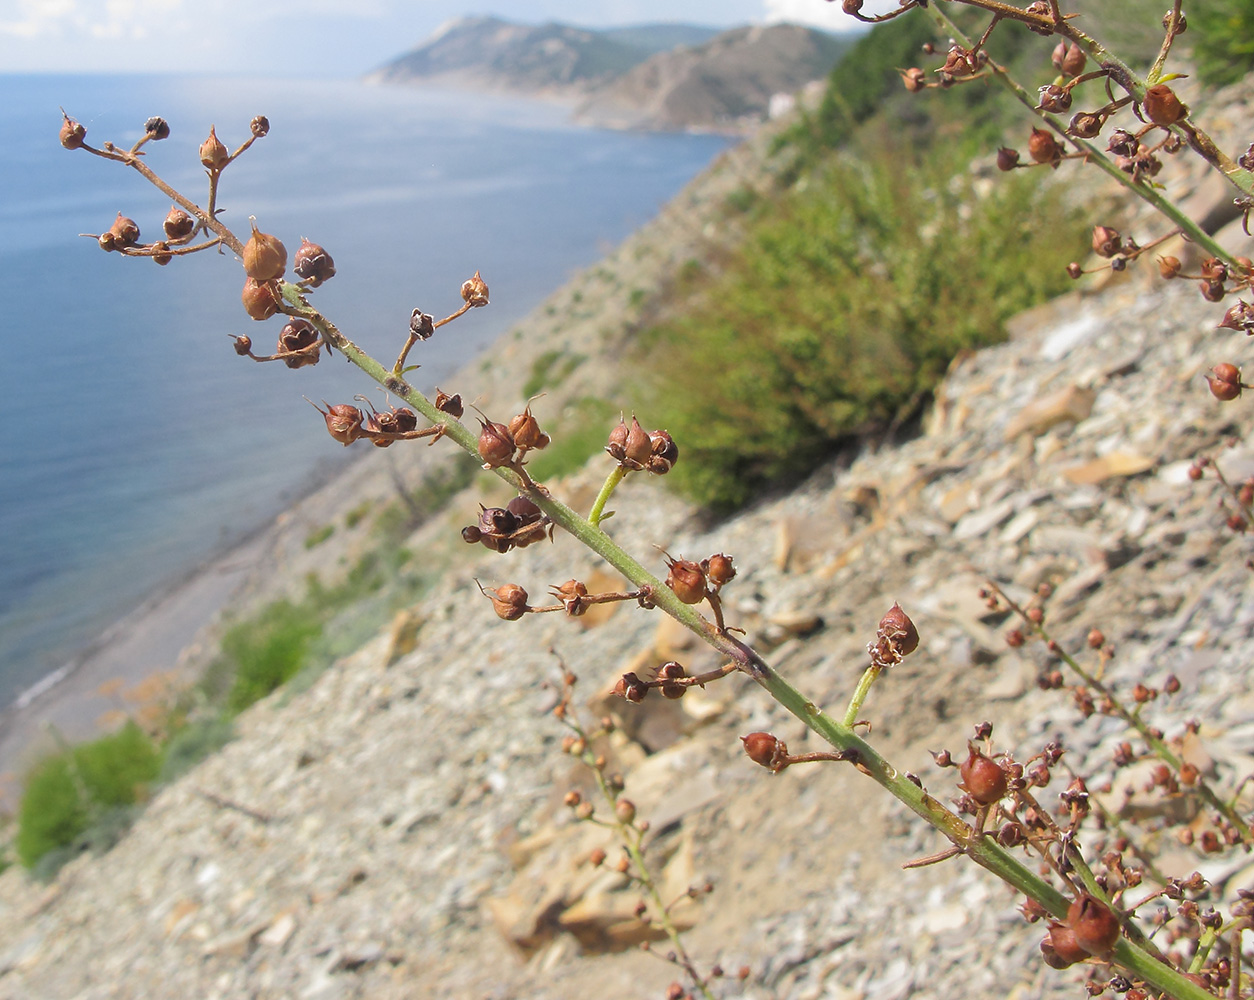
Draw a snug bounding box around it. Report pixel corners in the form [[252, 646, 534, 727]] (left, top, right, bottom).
[[843, 664, 881, 728], [588, 466, 628, 527]]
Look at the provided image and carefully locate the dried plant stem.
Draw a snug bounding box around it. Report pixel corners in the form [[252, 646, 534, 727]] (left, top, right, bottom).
[[925, 4, 1254, 261], [987, 581, 1252, 845]]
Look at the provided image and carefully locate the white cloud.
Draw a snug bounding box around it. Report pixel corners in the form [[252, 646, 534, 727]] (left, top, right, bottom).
[[762, 0, 903, 31], [0, 0, 185, 40]]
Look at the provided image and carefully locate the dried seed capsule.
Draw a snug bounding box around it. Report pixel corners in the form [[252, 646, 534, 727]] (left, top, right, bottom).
[[996, 147, 1020, 172], [293, 238, 336, 286], [476, 418, 516, 468], [959, 746, 1007, 805], [97, 231, 117, 252], [1060, 42, 1086, 76], [59, 112, 86, 149], [900, 67, 926, 93], [108, 212, 140, 248], [1067, 894, 1120, 957], [144, 116, 170, 140], [509, 405, 548, 451], [606, 416, 629, 461], [231, 334, 253, 356], [1206, 364, 1243, 401], [615, 799, 636, 824], [242, 220, 287, 282], [1066, 262, 1083, 280], [704, 553, 736, 588], [1027, 127, 1061, 166], [1067, 113, 1102, 139], [151, 241, 172, 266], [876, 602, 919, 657], [407, 309, 434, 341], [393, 407, 417, 433], [241, 277, 281, 321], [434, 389, 464, 418], [485, 584, 529, 621], [1219, 300, 1254, 334], [1091, 226, 1122, 258], [163, 206, 195, 241], [1037, 84, 1072, 113], [665, 556, 707, 605], [741, 732, 784, 770], [250, 115, 270, 137], [199, 125, 229, 170], [613, 672, 649, 703], [1041, 923, 1089, 968], [1143, 83, 1186, 126], [623, 416, 651, 468], [1107, 128, 1139, 157], [277, 318, 319, 368], [647, 430, 678, 474], [320, 403, 363, 446], [1201, 279, 1226, 302], [461, 270, 489, 307], [1157, 255, 1181, 279]]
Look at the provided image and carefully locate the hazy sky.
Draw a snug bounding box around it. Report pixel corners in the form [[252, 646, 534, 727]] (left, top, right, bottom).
[[0, 0, 896, 75]]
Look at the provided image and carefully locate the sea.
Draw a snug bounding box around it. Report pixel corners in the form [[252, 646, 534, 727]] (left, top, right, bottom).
[[0, 74, 729, 712]]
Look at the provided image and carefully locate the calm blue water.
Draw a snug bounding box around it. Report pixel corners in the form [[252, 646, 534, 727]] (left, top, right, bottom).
[[0, 74, 728, 710]]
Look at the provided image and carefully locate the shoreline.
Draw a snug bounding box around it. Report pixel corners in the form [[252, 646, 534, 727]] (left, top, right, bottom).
[[0, 449, 362, 814]]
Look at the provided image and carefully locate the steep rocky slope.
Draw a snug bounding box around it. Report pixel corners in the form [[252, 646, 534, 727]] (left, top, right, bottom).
[[1, 74, 1253, 1000]]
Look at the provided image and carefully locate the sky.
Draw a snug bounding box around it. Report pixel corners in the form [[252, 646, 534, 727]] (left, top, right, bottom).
[[0, 0, 898, 75]]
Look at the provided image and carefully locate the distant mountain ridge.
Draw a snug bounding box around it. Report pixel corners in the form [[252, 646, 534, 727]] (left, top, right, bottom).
[[367, 17, 853, 133]]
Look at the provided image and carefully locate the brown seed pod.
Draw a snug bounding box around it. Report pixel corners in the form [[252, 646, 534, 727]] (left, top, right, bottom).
[[741, 732, 785, 771], [318, 403, 363, 446], [277, 318, 320, 368], [1067, 894, 1120, 957], [647, 429, 679, 475], [606, 416, 629, 462], [59, 112, 86, 149], [1157, 255, 1181, 279], [1037, 84, 1072, 114], [615, 799, 636, 824], [242, 220, 287, 282], [1041, 923, 1089, 968], [1091, 226, 1122, 258], [959, 746, 1008, 805], [613, 671, 649, 703], [1143, 83, 1186, 126], [476, 417, 516, 468], [900, 67, 927, 93], [1207, 363, 1243, 401], [108, 212, 140, 248], [461, 270, 489, 307], [144, 116, 169, 140], [199, 125, 229, 170], [703, 553, 736, 588], [1219, 300, 1254, 334], [1107, 128, 1139, 157], [1027, 127, 1061, 166], [876, 602, 919, 657], [151, 241, 172, 266], [230, 334, 253, 356], [484, 583, 529, 621], [623, 416, 651, 469], [293, 237, 336, 286], [509, 401, 548, 451], [996, 147, 1020, 172], [250, 115, 270, 138], [1067, 113, 1102, 140], [163, 206, 195, 241], [241, 277, 281, 321], [1059, 41, 1086, 76], [434, 389, 464, 418], [665, 555, 707, 605]]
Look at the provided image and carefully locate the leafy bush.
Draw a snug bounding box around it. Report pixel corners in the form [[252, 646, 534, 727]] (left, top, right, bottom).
[[16, 723, 162, 869], [159, 716, 235, 782], [1192, 0, 1254, 87], [641, 134, 1082, 510], [224, 600, 322, 712], [303, 523, 335, 549]]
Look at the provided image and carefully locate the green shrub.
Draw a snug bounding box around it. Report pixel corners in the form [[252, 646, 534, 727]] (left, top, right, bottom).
[[343, 499, 373, 529], [16, 722, 162, 869], [224, 600, 322, 712], [640, 134, 1082, 510], [303, 523, 335, 549], [1192, 0, 1254, 87]]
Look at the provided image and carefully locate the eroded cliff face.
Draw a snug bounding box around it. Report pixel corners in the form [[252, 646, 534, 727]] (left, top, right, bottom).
[[2, 68, 1253, 1000], [368, 18, 849, 133]]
